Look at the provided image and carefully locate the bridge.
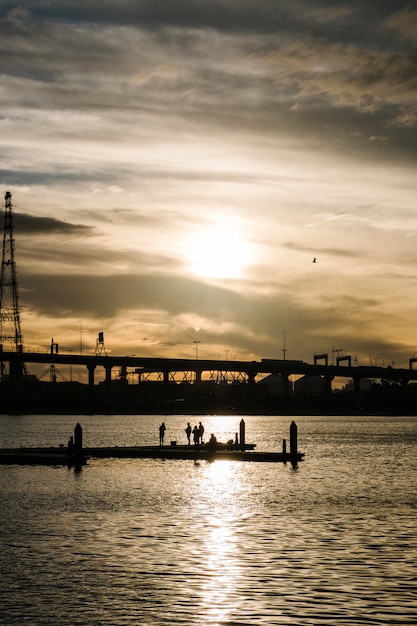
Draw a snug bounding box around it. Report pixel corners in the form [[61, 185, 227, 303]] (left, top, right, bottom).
[[2, 351, 417, 393]]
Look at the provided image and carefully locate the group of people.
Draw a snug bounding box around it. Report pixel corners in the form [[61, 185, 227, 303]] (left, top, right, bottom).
[[158, 421, 206, 446], [185, 422, 204, 446]]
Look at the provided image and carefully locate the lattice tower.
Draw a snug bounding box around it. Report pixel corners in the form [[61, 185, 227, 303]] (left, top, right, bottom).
[[0, 191, 26, 357]]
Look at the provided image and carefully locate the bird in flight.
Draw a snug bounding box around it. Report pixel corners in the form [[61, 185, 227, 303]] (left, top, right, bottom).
[[312, 257, 317, 263]]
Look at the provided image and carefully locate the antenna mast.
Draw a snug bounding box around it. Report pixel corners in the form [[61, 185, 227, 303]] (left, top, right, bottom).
[[0, 191, 26, 377]]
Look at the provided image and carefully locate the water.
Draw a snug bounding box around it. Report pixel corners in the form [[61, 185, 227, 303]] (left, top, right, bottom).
[[1, 414, 417, 625]]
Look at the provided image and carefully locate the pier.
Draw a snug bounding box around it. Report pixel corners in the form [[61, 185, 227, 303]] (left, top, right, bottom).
[[0, 421, 304, 466]]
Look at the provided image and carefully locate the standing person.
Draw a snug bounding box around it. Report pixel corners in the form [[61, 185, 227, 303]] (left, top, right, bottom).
[[159, 422, 166, 446], [198, 421, 205, 445], [185, 422, 192, 445], [192, 425, 199, 446]]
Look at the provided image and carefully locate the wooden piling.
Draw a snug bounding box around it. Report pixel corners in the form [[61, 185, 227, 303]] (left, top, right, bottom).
[[239, 419, 245, 450], [290, 420, 297, 458], [74, 422, 83, 454]]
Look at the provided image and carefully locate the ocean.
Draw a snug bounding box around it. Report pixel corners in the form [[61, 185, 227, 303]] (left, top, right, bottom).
[[1, 413, 416, 625]]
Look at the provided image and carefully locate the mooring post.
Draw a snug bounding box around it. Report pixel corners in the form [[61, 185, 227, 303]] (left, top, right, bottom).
[[74, 422, 83, 454], [239, 419, 245, 450], [282, 438, 287, 457], [289, 420, 297, 459]]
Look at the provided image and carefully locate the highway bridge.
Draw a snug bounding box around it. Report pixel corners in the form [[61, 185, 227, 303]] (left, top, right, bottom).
[[1, 351, 417, 392]]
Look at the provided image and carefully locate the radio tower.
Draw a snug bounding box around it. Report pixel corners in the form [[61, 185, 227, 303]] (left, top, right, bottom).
[[0, 191, 26, 378]]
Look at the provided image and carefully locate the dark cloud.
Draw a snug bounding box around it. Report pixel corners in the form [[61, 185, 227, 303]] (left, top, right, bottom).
[[3, 1, 412, 35], [3, 1, 347, 32], [0, 167, 116, 187], [19, 269, 398, 362], [14, 213, 92, 235], [21, 272, 245, 317], [16, 238, 181, 274]]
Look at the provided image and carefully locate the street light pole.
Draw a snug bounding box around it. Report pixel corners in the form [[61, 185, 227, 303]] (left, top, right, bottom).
[[68, 349, 73, 381], [194, 340, 201, 360]]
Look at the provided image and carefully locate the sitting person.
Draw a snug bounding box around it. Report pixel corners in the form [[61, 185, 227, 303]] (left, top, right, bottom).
[[208, 433, 217, 449]]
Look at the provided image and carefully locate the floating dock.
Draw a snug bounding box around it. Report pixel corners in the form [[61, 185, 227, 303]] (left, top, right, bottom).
[[0, 420, 304, 466], [0, 449, 89, 467], [0, 445, 304, 465], [86, 444, 304, 463]]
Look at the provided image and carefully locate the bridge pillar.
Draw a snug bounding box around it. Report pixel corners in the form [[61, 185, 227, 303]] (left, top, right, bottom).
[[162, 369, 170, 402], [247, 371, 256, 384], [87, 363, 96, 387], [281, 374, 291, 397], [104, 364, 113, 393], [352, 376, 362, 405], [195, 369, 202, 383], [324, 375, 333, 395], [8, 356, 24, 403]]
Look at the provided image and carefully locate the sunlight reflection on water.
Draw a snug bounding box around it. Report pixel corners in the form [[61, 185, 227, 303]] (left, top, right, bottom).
[[1, 414, 417, 624], [191, 461, 249, 625]]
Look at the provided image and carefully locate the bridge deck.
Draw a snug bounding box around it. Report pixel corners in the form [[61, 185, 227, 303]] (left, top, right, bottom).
[[1, 350, 417, 384]]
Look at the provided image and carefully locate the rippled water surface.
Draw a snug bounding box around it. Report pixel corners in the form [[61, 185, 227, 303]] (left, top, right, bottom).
[[1, 414, 417, 625]]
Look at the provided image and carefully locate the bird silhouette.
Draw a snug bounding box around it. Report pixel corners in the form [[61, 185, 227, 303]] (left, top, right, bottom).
[[312, 257, 317, 263]]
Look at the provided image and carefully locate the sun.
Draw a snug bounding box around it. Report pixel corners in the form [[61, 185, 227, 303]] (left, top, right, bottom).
[[185, 222, 254, 279]]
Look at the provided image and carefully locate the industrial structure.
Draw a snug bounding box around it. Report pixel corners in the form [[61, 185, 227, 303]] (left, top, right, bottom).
[[0, 192, 26, 380]]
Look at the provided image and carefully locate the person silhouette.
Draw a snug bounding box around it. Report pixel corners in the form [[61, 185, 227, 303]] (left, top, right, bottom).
[[198, 421, 205, 444], [192, 425, 199, 446], [185, 422, 192, 445], [159, 422, 166, 446], [208, 433, 217, 450]]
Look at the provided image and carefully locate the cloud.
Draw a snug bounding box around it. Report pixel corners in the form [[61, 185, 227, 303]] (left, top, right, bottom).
[[380, 3, 417, 43], [262, 37, 417, 116], [5, 6, 30, 23], [1, 4, 416, 167], [17, 267, 403, 349], [14, 213, 92, 235], [133, 64, 179, 85], [1, 1, 416, 367], [1, 1, 353, 32]]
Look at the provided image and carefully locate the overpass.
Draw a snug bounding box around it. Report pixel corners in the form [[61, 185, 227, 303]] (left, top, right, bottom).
[[1, 351, 417, 392]]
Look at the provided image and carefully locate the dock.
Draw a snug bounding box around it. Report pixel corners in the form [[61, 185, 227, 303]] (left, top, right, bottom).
[[0, 420, 304, 466], [0, 448, 89, 467], [0, 445, 304, 465]]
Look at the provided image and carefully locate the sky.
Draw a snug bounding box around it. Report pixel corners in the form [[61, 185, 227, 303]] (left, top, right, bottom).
[[1, 0, 417, 372]]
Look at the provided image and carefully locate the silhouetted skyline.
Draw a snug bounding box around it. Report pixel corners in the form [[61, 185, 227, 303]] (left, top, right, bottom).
[[1, 2, 416, 370]]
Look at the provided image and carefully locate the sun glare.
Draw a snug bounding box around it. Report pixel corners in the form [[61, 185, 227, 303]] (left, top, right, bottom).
[[185, 222, 254, 279]]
